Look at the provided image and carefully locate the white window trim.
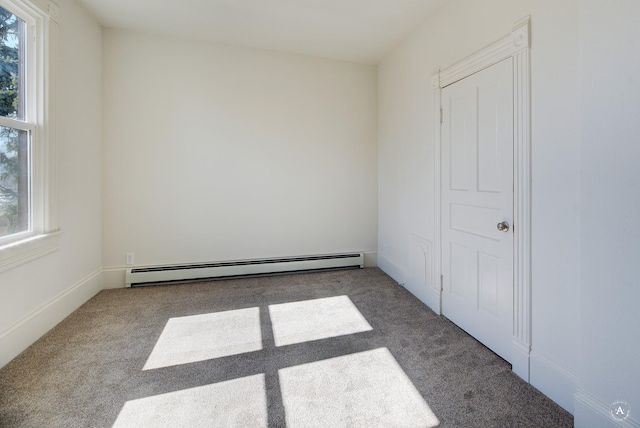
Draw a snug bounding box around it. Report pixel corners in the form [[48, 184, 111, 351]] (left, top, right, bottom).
[[0, 230, 59, 273], [0, 0, 59, 273]]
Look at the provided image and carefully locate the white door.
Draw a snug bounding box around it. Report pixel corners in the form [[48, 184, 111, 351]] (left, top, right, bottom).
[[441, 58, 514, 362]]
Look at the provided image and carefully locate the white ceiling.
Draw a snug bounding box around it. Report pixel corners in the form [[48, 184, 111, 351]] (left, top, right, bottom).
[[77, 0, 447, 64]]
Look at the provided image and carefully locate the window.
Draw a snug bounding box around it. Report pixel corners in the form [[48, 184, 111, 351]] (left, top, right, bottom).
[[0, 7, 29, 241], [0, 0, 58, 272]]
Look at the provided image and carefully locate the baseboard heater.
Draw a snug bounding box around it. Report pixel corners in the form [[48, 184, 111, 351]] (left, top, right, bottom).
[[125, 253, 364, 287]]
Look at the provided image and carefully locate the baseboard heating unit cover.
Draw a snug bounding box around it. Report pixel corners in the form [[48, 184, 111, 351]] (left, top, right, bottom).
[[125, 253, 364, 287]]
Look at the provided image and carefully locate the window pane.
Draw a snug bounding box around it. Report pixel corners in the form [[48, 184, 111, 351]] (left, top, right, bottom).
[[0, 7, 25, 120], [0, 126, 29, 238]]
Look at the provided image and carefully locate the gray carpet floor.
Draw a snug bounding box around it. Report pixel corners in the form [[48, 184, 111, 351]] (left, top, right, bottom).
[[0, 268, 573, 427]]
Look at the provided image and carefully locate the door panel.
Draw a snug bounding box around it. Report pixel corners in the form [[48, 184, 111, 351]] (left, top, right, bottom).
[[441, 59, 514, 362], [450, 203, 502, 240]]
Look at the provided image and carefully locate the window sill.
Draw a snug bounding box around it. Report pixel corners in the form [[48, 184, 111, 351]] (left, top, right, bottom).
[[0, 231, 61, 274]]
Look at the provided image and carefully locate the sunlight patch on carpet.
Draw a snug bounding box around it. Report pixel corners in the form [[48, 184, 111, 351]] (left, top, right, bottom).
[[278, 347, 439, 428], [143, 308, 262, 370], [268, 295, 372, 347], [112, 374, 267, 428]]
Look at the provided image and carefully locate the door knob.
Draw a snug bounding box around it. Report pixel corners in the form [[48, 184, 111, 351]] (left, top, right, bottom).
[[497, 221, 510, 232]]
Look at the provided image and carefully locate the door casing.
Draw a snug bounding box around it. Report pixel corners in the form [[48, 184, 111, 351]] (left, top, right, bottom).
[[431, 16, 532, 382]]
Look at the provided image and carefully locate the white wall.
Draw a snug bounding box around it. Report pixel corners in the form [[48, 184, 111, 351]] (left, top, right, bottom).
[[1, 3, 635, 425], [0, 0, 102, 368], [102, 30, 378, 286], [378, 0, 582, 413], [575, 1, 640, 426]]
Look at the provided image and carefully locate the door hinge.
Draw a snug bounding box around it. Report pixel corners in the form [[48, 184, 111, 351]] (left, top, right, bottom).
[[440, 107, 443, 124], [440, 274, 444, 291]]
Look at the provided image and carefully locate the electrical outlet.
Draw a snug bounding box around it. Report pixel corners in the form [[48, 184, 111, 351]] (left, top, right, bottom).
[[126, 252, 134, 265]]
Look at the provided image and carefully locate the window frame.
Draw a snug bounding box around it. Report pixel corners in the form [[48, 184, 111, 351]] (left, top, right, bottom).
[[0, 0, 58, 273]]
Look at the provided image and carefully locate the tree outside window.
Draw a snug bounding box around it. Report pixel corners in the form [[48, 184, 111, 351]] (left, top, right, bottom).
[[0, 6, 27, 239]]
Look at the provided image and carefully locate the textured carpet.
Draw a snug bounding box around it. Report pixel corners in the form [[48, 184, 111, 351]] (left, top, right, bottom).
[[0, 268, 573, 427]]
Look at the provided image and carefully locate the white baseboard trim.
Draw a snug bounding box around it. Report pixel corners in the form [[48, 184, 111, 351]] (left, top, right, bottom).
[[102, 266, 127, 289], [379, 253, 441, 311], [575, 388, 639, 428], [529, 349, 579, 414], [363, 251, 378, 268], [511, 338, 531, 382], [0, 269, 103, 368], [377, 253, 408, 287]]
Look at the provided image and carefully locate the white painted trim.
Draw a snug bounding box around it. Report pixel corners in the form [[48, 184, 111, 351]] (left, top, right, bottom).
[[431, 67, 442, 315], [530, 349, 579, 414], [6, 0, 57, 19], [575, 389, 640, 428], [42, 1, 59, 232], [512, 33, 532, 379], [439, 16, 530, 89], [0, 116, 36, 131], [47, 0, 59, 23], [0, 230, 60, 273], [377, 253, 408, 288], [102, 266, 127, 289], [408, 234, 438, 311], [363, 251, 378, 268], [0, 0, 59, 264], [21, 0, 47, 14], [0, 269, 103, 368], [433, 16, 532, 380], [511, 338, 531, 380]]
